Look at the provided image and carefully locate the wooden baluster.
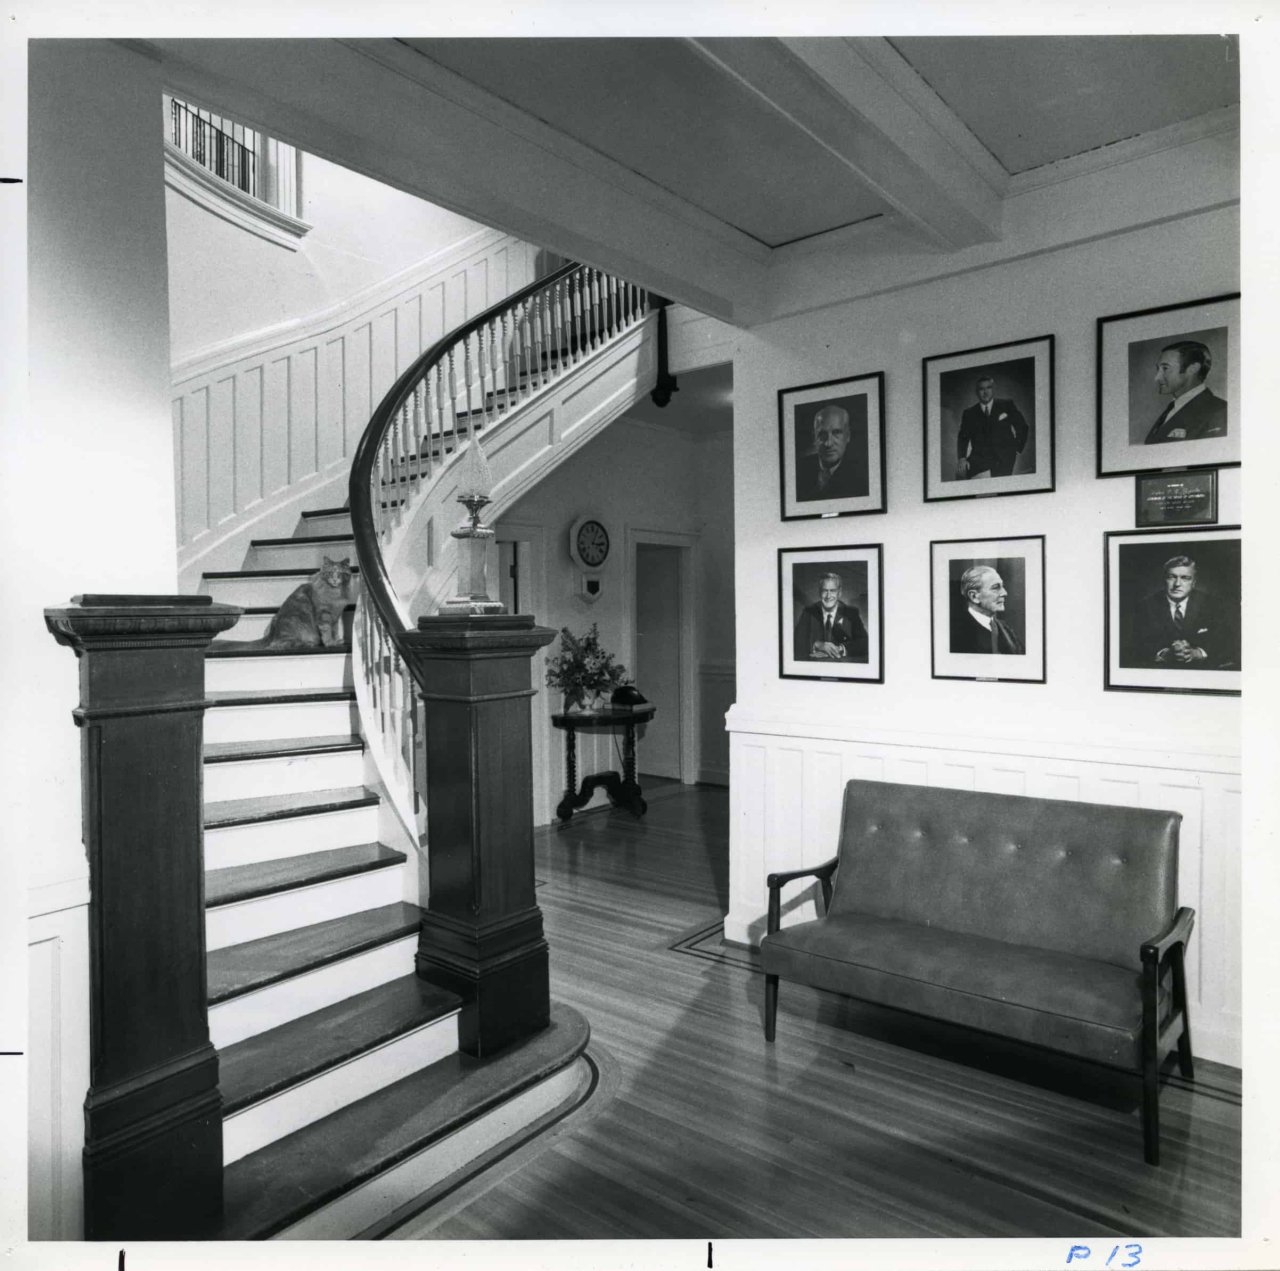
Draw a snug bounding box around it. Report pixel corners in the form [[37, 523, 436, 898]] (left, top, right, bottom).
[[553, 282, 565, 374], [434, 360, 446, 467], [540, 291, 553, 382], [447, 348, 458, 455], [501, 311, 512, 414], [487, 317, 500, 428], [573, 275, 584, 362], [462, 335, 474, 445], [605, 275, 616, 338], [590, 271, 601, 350], [412, 385, 425, 484], [520, 301, 534, 396], [400, 651, 414, 773]]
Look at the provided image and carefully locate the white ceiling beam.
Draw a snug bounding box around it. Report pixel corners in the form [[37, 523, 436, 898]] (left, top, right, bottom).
[[146, 38, 768, 326], [687, 36, 1008, 252]]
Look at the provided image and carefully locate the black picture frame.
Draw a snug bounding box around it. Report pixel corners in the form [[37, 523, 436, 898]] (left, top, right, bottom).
[[778, 544, 884, 683], [1135, 470, 1219, 528], [1096, 292, 1240, 477], [1104, 525, 1241, 696], [929, 535, 1046, 683], [778, 372, 886, 521], [922, 335, 1055, 503]]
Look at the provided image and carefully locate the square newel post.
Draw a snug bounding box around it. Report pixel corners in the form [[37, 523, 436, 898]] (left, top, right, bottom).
[[44, 594, 242, 1240], [395, 613, 556, 1058]]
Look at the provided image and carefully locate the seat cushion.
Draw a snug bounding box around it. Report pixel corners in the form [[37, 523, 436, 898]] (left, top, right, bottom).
[[760, 912, 1159, 1069]]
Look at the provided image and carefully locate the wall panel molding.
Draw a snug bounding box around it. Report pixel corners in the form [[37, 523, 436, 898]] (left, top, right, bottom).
[[726, 713, 1241, 1067], [175, 232, 539, 583]]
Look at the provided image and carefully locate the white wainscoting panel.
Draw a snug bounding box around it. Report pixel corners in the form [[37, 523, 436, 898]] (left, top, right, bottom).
[[174, 231, 539, 573], [726, 708, 1242, 1067], [27, 903, 90, 1241]]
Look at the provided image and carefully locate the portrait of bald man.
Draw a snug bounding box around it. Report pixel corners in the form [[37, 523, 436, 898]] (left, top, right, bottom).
[[795, 400, 869, 502]]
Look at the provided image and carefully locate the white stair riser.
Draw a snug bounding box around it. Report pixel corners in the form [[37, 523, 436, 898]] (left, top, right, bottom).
[[205, 700, 359, 744], [205, 805, 380, 872], [203, 748, 364, 802], [223, 1013, 460, 1165], [202, 575, 337, 608], [209, 933, 418, 1049], [206, 865, 405, 952], [301, 514, 353, 538], [248, 541, 356, 571], [206, 654, 353, 693], [218, 612, 355, 643], [275, 1057, 592, 1240]]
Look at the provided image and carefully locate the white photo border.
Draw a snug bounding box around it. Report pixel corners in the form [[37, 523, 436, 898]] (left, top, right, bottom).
[[1097, 293, 1240, 476], [778, 372, 886, 521], [778, 544, 884, 683], [930, 535, 1046, 683], [1104, 525, 1241, 696], [923, 335, 1055, 503]]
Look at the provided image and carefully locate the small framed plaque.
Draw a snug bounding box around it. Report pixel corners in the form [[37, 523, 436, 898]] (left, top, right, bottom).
[[1134, 470, 1218, 527]]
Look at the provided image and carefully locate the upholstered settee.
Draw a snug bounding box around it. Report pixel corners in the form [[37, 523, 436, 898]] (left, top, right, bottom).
[[760, 779, 1195, 1165]]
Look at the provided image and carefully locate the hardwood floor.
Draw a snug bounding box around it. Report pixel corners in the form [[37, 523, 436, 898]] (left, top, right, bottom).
[[389, 786, 1240, 1242]]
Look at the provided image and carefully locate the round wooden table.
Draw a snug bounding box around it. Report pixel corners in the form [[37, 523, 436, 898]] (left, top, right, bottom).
[[550, 705, 656, 823]]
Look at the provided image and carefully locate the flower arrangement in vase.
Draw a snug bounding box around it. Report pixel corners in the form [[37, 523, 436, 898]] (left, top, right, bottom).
[[545, 623, 631, 713]]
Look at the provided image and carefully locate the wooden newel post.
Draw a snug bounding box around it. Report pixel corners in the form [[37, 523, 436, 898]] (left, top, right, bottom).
[[44, 594, 242, 1240], [395, 613, 556, 1057]]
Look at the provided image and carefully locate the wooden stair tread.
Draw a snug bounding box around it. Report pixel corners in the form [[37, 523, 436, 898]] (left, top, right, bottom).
[[202, 566, 361, 579], [205, 642, 351, 658], [203, 735, 363, 763], [300, 507, 351, 519], [217, 1002, 590, 1239], [204, 785, 377, 830], [208, 902, 423, 1005], [206, 841, 403, 908], [206, 687, 355, 706], [218, 973, 461, 1116], [250, 534, 355, 547]]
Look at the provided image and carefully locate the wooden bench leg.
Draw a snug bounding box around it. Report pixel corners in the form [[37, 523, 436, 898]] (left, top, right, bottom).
[[765, 974, 778, 1042]]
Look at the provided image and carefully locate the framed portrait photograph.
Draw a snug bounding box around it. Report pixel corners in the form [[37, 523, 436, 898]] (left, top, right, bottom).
[[930, 535, 1046, 683], [778, 372, 886, 521], [779, 544, 883, 683], [1105, 526, 1240, 696], [1097, 292, 1239, 477], [1135, 470, 1218, 528], [922, 335, 1054, 503]]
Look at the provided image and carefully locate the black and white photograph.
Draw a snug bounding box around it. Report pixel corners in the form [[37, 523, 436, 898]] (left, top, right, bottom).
[[779, 544, 883, 682], [1106, 526, 1241, 695], [922, 336, 1054, 502], [930, 536, 1046, 682], [778, 372, 886, 520], [1097, 293, 1240, 476]]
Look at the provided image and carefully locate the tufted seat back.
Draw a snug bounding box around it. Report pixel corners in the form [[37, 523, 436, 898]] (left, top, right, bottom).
[[828, 780, 1180, 970]]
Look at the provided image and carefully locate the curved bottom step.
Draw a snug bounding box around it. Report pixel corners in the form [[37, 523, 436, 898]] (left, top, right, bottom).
[[218, 1002, 592, 1240]]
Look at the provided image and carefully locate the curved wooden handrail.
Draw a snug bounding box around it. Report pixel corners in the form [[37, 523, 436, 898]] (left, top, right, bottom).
[[348, 259, 581, 635], [345, 258, 650, 841]]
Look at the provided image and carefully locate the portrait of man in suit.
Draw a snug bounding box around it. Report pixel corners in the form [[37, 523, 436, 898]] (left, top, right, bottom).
[[795, 401, 869, 502], [956, 375, 1029, 479], [794, 571, 869, 662], [1143, 340, 1228, 445], [1121, 553, 1240, 670], [950, 564, 1024, 655]]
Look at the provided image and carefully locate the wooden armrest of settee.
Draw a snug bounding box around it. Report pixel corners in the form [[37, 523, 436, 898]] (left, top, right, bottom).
[[1141, 906, 1195, 966], [766, 856, 839, 935]]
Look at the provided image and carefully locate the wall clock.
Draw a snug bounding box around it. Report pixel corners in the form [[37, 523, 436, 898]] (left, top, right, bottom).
[[569, 516, 610, 570]]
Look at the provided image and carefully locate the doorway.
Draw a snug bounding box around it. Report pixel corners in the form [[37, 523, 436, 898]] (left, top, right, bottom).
[[634, 542, 686, 782]]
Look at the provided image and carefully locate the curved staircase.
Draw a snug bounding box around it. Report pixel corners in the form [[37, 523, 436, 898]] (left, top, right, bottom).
[[190, 263, 653, 1237]]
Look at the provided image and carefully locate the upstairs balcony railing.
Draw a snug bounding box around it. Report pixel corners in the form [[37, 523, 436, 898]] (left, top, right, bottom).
[[349, 263, 650, 830], [169, 97, 256, 197], [164, 94, 301, 219]]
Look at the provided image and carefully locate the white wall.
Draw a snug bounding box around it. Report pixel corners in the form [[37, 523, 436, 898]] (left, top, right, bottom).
[[10, 39, 182, 1239], [167, 149, 491, 362], [725, 204, 1241, 1063], [498, 414, 733, 823]]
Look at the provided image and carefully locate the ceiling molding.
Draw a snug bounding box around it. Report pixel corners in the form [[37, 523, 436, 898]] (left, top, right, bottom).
[[687, 36, 1004, 252], [1007, 105, 1240, 197]]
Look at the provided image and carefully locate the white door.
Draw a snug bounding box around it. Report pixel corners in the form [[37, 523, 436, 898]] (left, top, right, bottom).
[[634, 543, 683, 780]]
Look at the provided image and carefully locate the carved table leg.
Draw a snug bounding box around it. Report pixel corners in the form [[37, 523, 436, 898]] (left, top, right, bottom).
[[617, 721, 647, 817], [556, 724, 578, 822]]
